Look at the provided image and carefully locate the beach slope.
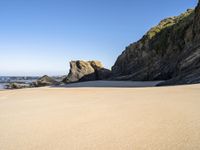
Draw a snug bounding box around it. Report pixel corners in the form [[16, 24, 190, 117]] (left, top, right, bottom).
[[0, 83, 200, 150]]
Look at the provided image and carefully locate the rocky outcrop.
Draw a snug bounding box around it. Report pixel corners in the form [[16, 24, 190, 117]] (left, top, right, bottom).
[[112, 1, 200, 85], [5, 76, 60, 89], [63, 60, 111, 83], [5, 83, 31, 89], [34, 75, 59, 87]]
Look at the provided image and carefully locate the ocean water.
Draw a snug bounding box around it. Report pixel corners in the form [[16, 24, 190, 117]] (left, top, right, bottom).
[[0, 76, 40, 90], [0, 83, 5, 90]]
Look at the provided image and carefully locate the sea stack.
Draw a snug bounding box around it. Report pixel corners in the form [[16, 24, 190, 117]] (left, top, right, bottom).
[[63, 60, 111, 83]]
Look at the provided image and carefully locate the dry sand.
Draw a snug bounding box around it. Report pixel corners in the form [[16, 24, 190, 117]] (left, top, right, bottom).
[[0, 82, 200, 150]]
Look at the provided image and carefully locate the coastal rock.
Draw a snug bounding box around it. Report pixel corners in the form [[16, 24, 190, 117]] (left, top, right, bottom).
[[112, 1, 200, 85], [34, 75, 59, 87], [96, 68, 112, 80], [63, 60, 111, 83], [5, 83, 31, 89]]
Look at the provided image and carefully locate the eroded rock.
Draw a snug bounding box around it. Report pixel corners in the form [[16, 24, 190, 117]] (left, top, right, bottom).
[[63, 60, 111, 83]]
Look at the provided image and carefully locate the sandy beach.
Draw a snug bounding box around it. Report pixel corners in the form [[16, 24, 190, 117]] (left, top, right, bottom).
[[0, 82, 200, 150]]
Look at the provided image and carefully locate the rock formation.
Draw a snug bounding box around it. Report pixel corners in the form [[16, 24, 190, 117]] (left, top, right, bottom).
[[63, 60, 111, 83], [34, 75, 59, 87], [5, 83, 31, 89], [5, 76, 60, 89], [112, 1, 200, 85]]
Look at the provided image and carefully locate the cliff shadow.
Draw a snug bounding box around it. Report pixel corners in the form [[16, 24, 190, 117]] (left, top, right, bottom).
[[52, 80, 163, 88]]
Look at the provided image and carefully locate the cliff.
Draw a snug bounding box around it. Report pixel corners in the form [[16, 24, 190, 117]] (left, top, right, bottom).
[[112, 1, 200, 85]]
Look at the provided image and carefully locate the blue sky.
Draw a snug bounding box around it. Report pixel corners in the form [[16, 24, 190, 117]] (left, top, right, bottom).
[[0, 0, 197, 76]]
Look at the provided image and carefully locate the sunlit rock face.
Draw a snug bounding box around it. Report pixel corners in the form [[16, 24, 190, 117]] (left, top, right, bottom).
[[63, 60, 111, 83]]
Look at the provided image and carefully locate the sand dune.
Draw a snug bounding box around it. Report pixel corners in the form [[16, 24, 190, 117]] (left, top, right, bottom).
[[0, 83, 200, 150]]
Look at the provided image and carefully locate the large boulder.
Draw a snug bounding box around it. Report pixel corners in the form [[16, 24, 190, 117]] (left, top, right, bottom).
[[34, 75, 59, 87], [63, 60, 111, 83], [112, 1, 200, 85]]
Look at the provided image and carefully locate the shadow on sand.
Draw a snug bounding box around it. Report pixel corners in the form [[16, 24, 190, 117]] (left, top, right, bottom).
[[51, 80, 164, 88]]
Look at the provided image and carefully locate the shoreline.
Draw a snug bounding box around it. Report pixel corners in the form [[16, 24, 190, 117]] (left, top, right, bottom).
[[0, 80, 164, 91]]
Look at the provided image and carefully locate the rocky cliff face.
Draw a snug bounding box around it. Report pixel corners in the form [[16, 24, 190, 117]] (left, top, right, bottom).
[[63, 60, 111, 83], [112, 1, 200, 85]]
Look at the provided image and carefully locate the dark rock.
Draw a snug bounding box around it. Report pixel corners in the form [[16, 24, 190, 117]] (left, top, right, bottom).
[[63, 60, 111, 83], [158, 68, 200, 86], [5, 83, 31, 89], [34, 75, 59, 87], [112, 1, 200, 85], [96, 68, 112, 80]]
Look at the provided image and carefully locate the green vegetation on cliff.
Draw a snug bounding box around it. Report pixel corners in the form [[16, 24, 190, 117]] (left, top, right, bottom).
[[112, 2, 200, 85], [146, 9, 194, 40]]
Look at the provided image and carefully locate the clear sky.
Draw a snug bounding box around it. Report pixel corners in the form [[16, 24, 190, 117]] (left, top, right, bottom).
[[0, 0, 198, 76]]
